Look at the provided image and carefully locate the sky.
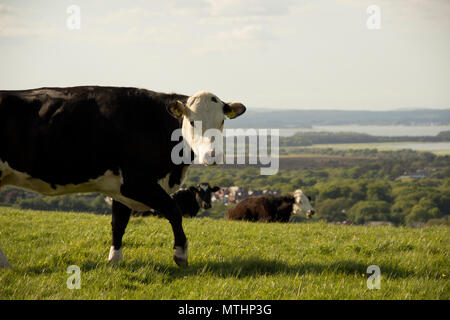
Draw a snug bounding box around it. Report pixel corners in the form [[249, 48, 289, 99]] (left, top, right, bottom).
[[0, 0, 449, 110]]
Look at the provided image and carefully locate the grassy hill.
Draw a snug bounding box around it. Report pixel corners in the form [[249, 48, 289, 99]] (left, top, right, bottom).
[[0, 208, 448, 299]]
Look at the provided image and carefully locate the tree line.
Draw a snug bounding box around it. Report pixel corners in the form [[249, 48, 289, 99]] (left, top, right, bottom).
[[279, 130, 450, 147], [1, 149, 449, 226]]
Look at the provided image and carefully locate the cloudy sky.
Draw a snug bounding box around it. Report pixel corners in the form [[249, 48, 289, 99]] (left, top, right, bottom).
[[0, 0, 449, 110]]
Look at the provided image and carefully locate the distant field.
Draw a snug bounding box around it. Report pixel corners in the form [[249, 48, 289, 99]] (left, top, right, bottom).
[[303, 142, 450, 155], [0, 208, 448, 299]]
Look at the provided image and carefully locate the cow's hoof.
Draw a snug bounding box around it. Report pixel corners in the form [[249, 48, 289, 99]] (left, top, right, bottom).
[[0, 249, 12, 270], [173, 243, 188, 267], [108, 246, 123, 264]]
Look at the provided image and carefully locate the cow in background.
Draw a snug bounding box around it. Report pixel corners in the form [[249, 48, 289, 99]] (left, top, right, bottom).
[[132, 183, 220, 218], [226, 189, 315, 222]]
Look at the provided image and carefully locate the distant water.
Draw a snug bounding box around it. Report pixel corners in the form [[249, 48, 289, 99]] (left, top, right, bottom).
[[278, 125, 450, 137]]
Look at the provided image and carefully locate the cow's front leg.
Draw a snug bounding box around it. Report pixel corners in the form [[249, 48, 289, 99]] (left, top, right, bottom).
[[108, 200, 131, 264], [120, 180, 188, 267]]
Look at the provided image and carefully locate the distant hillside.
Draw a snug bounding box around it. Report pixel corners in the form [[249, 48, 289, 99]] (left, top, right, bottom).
[[226, 109, 450, 128], [280, 130, 450, 146]]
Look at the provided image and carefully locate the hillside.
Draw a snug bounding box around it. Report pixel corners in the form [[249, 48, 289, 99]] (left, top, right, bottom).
[[0, 208, 448, 299], [279, 130, 450, 146]]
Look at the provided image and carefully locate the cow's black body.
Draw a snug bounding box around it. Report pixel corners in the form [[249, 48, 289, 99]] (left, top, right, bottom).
[[0, 86, 187, 187], [133, 189, 202, 218], [0, 86, 190, 254], [133, 183, 220, 218], [172, 188, 206, 217], [227, 195, 296, 222]]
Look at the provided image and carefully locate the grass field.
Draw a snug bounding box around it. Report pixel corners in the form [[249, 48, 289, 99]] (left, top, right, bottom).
[[0, 207, 448, 299]]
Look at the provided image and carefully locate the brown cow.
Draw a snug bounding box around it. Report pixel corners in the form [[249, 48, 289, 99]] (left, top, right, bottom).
[[226, 190, 315, 222]]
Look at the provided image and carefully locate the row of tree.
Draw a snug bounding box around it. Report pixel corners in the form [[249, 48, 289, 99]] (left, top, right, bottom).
[[279, 130, 450, 146], [185, 150, 450, 225], [1, 149, 449, 226], [0, 191, 111, 214]]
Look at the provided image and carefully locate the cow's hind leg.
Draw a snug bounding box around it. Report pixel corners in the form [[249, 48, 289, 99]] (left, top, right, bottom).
[[120, 180, 188, 267], [108, 200, 131, 263]]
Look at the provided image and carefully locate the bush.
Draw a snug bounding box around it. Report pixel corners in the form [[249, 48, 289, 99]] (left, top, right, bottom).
[[347, 201, 391, 224], [315, 198, 354, 222], [367, 182, 392, 203], [406, 199, 441, 223], [426, 216, 449, 226]]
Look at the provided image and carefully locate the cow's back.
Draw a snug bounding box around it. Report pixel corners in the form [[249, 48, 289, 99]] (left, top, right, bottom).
[[0, 86, 188, 187], [227, 195, 294, 222], [227, 196, 271, 221]]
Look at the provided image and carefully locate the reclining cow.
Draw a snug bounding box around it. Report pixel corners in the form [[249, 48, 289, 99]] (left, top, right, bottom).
[[226, 189, 315, 222], [0, 86, 245, 269], [133, 183, 220, 218]]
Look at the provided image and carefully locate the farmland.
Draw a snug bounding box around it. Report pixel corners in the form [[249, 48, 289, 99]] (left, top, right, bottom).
[[303, 142, 450, 156], [0, 208, 448, 299], [1, 133, 449, 300]]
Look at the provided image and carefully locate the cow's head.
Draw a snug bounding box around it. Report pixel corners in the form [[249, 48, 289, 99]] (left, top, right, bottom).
[[189, 182, 220, 211], [168, 91, 246, 166], [292, 189, 315, 219]]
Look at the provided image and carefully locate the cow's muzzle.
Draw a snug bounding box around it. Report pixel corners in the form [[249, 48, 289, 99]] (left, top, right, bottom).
[[306, 210, 315, 219]]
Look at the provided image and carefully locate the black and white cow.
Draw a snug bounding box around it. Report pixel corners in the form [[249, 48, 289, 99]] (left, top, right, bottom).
[[135, 183, 220, 218], [176, 183, 220, 216], [0, 86, 245, 268]]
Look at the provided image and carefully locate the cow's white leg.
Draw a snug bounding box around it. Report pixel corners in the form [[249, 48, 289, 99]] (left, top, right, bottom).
[[0, 248, 12, 269], [108, 246, 123, 264], [173, 241, 188, 267]]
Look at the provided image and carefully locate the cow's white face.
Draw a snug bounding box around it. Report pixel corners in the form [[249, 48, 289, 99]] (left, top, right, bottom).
[[168, 91, 246, 166], [292, 189, 315, 219]]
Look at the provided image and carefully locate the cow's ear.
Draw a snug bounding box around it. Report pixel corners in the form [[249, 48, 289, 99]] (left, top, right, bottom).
[[285, 196, 295, 203], [188, 186, 198, 193], [211, 186, 220, 192], [223, 102, 246, 119], [198, 183, 210, 192], [167, 100, 186, 119]]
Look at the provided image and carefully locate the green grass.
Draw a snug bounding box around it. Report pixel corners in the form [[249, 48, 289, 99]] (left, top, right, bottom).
[[0, 207, 448, 299]]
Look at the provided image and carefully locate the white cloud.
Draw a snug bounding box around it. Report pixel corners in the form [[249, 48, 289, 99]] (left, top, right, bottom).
[[214, 24, 271, 41], [0, 4, 58, 38], [93, 6, 158, 26], [205, 0, 293, 17], [191, 24, 274, 54], [165, 0, 298, 18]]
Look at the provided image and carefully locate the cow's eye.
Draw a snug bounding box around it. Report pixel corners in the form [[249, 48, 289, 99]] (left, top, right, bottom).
[[211, 97, 218, 103]]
